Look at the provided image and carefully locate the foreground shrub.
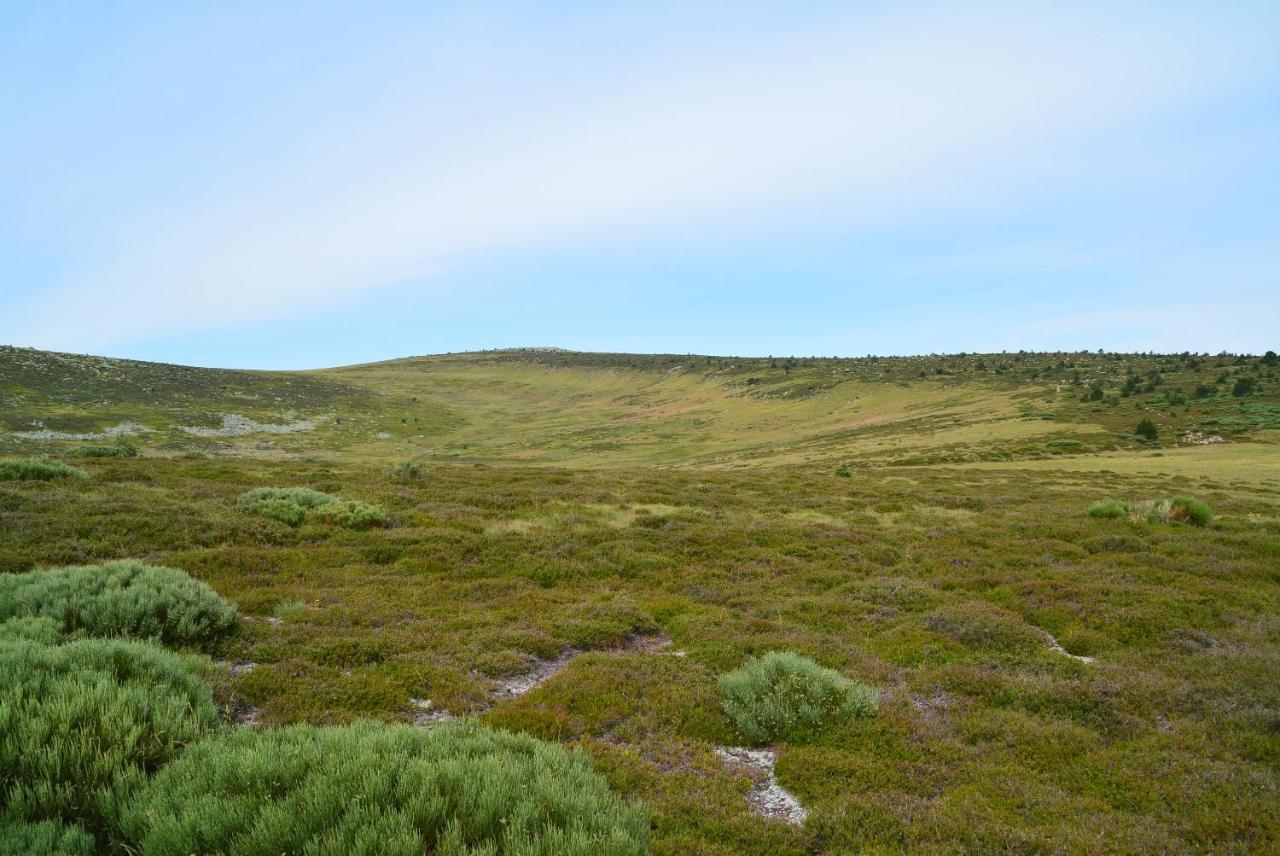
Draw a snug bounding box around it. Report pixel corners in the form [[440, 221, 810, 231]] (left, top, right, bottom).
[[311, 498, 388, 530], [0, 457, 88, 482], [0, 615, 62, 644], [1087, 500, 1129, 519], [0, 820, 95, 855], [0, 560, 237, 649], [719, 651, 878, 744], [0, 637, 219, 842], [117, 720, 648, 855]]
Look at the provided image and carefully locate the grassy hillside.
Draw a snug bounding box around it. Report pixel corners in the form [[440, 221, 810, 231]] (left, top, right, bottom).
[[5, 345, 1278, 467], [2, 345, 1278, 853]]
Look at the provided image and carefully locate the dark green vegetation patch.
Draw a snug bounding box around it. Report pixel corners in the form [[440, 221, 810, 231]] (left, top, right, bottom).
[[0, 457, 88, 482], [0, 560, 237, 649], [69, 441, 138, 458], [118, 721, 648, 856]]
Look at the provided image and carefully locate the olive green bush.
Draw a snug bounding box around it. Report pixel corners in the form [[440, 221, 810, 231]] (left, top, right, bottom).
[[237, 487, 385, 529], [719, 651, 878, 744], [0, 560, 237, 649], [311, 498, 388, 530], [0, 457, 88, 482], [117, 720, 648, 855], [1087, 500, 1129, 519], [69, 440, 138, 458], [0, 637, 219, 843]]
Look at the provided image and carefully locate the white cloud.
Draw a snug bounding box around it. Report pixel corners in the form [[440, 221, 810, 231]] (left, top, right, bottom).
[[5, 3, 1276, 349]]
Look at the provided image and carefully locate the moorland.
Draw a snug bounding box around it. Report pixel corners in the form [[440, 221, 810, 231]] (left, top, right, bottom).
[[2, 345, 1278, 853]]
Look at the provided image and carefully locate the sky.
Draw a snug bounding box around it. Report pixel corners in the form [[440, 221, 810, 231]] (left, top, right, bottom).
[[1, 1, 1278, 369]]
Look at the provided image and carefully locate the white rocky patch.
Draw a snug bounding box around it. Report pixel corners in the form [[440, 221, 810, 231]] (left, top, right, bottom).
[[13, 421, 150, 441], [179, 414, 317, 437], [716, 746, 808, 826]]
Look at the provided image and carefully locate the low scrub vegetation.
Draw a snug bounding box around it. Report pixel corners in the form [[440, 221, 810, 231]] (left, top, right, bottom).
[[719, 651, 878, 744], [0, 636, 219, 843], [0, 457, 88, 482], [117, 720, 648, 855], [1087, 496, 1213, 527], [237, 486, 385, 528], [1087, 499, 1129, 519], [311, 498, 388, 529], [68, 440, 138, 458], [0, 560, 237, 649]]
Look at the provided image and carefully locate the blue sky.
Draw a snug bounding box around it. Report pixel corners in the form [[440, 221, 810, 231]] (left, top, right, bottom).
[[2, 2, 1278, 368]]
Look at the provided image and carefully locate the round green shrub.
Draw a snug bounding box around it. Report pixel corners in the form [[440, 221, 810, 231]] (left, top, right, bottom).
[[117, 721, 648, 855], [0, 637, 219, 843], [311, 498, 388, 530], [237, 487, 337, 527], [69, 441, 138, 458], [0, 457, 88, 482], [719, 651, 878, 744], [1087, 500, 1128, 519], [1169, 495, 1213, 527], [0, 560, 237, 649]]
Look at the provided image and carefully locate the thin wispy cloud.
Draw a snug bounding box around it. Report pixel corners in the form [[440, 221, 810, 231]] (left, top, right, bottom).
[[1, 2, 1276, 360]]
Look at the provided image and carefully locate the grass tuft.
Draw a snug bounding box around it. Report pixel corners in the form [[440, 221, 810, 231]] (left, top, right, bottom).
[[1087, 500, 1129, 519], [719, 650, 878, 744]]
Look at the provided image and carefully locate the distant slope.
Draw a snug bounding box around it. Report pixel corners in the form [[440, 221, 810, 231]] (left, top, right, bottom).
[[3, 345, 1276, 467]]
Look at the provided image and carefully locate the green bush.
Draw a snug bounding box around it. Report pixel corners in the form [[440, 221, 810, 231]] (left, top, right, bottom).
[[117, 721, 648, 855], [0, 560, 237, 649], [0, 637, 219, 843], [0, 615, 62, 644], [1048, 438, 1082, 449], [0, 820, 95, 855], [1168, 495, 1213, 527], [311, 498, 388, 530], [1087, 500, 1129, 519], [0, 458, 88, 482], [69, 440, 138, 458], [1134, 418, 1158, 442], [388, 460, 426, 482], [834, 464, 852, 478], [237, 487, 386, 529], [719, 651, 878, 744]]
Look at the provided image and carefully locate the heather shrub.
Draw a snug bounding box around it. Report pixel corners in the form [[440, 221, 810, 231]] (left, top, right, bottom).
[[0, 637, 219, 843], [0, 457, 88, 482], [117, 720, 648, 855], [0, 560, 237, 649], [69, 440, 138, 458], [719, 651, 878, 744]]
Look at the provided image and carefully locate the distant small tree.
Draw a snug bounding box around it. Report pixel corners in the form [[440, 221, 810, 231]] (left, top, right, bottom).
[[1232, 377, 1257, 397], [1135, 418, 1158, 442], [1262, 350, 1277, 366]]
